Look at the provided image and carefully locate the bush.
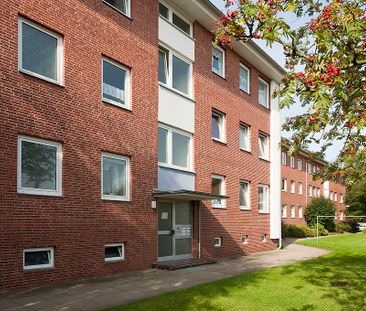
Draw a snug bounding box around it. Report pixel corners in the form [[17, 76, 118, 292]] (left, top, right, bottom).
[[305, 197, 336, 232], [282, 224, 315, 238], [336, 221, 352, 233], [362, 228, 366, 234], [344, 219, 360, 233], [310, 224, 329, 236]]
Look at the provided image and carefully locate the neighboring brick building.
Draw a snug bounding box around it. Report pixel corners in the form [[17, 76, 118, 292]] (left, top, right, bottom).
[[0, 0, 284, 291], [281, 145, 346, 225]]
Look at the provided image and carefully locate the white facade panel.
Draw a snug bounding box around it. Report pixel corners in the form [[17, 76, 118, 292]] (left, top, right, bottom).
[[159, 17, 195, 61], [158, 85, 195, 133], [158, 166, 195, 191], [323, 181, 330, 198]]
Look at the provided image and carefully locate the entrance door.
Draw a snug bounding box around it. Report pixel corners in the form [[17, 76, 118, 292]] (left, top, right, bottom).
[[158, 201, 192, 261]]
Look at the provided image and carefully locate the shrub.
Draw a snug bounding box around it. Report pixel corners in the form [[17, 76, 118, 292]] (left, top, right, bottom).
[[336, 221, 352, 233], [362, 228, 366, 234], [282, 224, 315, 238], [310, 224, 329, 236], [305, 197, 336, 232], [343, 219, 360, 233]]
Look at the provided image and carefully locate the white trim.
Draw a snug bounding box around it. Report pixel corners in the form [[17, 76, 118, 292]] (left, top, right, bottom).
[[102, 0, 131, 18], [281, 178, 287, 192], [239, 123, 251, 152], [282, 204, 287, 218], [258, 78, 270, 108], [258, 184, 269, 213], [298, 158, 303, 171], [212, 45, 225, 78], [102, 57, 131, 110], [239, 63, 250, 93], [258, 133, 269, 160], [290, 180, 295, 194], [298, 206, 303, 219], [298, 182, 303, 195], [281, 152, 287, 165], [18, 136, 62, 197], [239, 180, 250, 210], [212, 174, 225, 208], [18, 18, 63, 85], [101, 153, 130, 201], [104, 243, 125, 262], [214, 237, 222, 247], [23, 247, 54, 270], [241, 235, 249, 245], [290, 156, 295, 168], [212, 110, 225, 143], [290, 205, 295, 218]]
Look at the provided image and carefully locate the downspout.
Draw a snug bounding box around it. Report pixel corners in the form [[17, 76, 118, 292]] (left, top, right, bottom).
[[306, 160, 308, 208], [198, 201, 201, 258]]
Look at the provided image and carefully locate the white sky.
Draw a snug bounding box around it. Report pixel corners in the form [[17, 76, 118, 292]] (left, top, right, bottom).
[[210, 0, 342, 161]]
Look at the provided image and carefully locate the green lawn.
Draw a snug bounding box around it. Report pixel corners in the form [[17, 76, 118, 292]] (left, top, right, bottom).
[[106, 234, 366, 311]]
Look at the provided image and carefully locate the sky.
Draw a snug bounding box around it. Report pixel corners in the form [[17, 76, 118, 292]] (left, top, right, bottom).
[[210, 0, 342, 161]]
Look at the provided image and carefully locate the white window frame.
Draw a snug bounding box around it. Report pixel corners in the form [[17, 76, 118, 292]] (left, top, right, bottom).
[[281, 152, 287, 165], [334, 192, 337, 202], [241, 235, 249, 245], [104, 243, 125, 262], [258, 77, 270, 108], [258, 184, 269, 213], [101, 153, 130, 201], [239, 63, 250, 93], [313, 186, 317, 197], [23, 247, 54, 270], [298, 159, 303, 171], [290, 205, 295, 218], [239, 181, 250, 210], [308, 185, 312, 197], [290, 180, 295, 194], [239, 123, 250, 152], [317, 188, 321, 197], [18, 18, 63, 85], [158, 45, 192, 98], [258, 133, 269, 160], [340, 194, 344, 204], [212, 45, 225, 78], [330, 191, 333, 201], [298, 182, 303, 195], [308, 163, 312, 175], [102, 57, 131, 110], [158, 124, 192, 171], [103, 0, 131, 18], [212, 110, 225, 143], [212, 175, 225, 208], [282, 204, 287, 218], [290, 156, 295, 168], [298, 206, 303, 219], [261, 234, 267, 243], [18, 136, 62, 197], [158, 1, 192, 37], [214, 237, 222, 247], [282, 178, 287, 192]]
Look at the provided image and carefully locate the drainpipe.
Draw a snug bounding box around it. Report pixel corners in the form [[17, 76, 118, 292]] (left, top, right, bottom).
[[306, 159, 309, 208], [198, 201, 201, 258]]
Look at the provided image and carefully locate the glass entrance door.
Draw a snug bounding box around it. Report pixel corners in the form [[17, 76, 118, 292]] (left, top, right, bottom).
[[158, 201, 192, 261]]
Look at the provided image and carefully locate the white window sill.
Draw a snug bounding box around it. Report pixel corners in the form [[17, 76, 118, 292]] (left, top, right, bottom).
[[102, 98, 131, 111], [239, 207, 251, 211], [258, 211, 270, 214], [259, 102, 270, 110], [212, 205, 226, 209], [212, 69, 225, 79], [105, 258, 125, 262], [19, 68, 62, 86], [24, 265, 54, 271], [158, 163, 195, 174], [212, 137, 226, 145], [259, 156, 270, 162], [102, 195, 130, 202], [18, 188, 62, 197], [240, 148, 251, 153]]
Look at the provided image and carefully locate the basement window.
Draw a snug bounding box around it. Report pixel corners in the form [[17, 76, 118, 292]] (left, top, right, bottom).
[[214, 237, 222, 247], [23, 248, 54, 270], [261, 234, 267, 243], [105, 244, 125, 261], [242, 235, 249, 245]]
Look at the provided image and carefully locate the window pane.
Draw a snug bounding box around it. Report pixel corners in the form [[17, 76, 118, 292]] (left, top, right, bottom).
[[240, 67, 249, 92], [172, 55, 189, 94], [212, 114, 221, 140], [103, 60, 127, 105], [240, 125, 249, 150], [158, 127, 168, 163], [240, 182, 248, 207], [212, 47, 223, 75], [21, 141, 57, 190], [172, 13, 190, 35], [24, 251, 50, 266], [105, 246, 122, 259], [258, 80, 268, 107], [258, 187, 264, 210], [172, 132, 189, 168], [105, 0, 128, 14], [159, 3, 169, 18], [22, 23, 58, 80], [212, 178, 221, 195], [259, 135, 267, 158], [158, 49, 168, 84], [103, 157, 126, 197]]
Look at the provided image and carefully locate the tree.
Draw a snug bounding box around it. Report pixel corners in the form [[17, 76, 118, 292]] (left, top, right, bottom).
[[213, 0, 366, 185], [346, 177, 366, 216], [305, 197, 336, 231]]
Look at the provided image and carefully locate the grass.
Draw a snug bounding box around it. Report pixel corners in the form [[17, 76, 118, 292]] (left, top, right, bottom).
[[106, 234, 366, 311]]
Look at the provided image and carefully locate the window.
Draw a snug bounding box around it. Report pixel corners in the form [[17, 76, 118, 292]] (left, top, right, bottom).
[[212, 46, 225, 77], [103, 0, 130, 17], [239, 181, 250, 210], [340, 211, 344, 221], [258, 78, 269, 108], [158, 47, 191, 96], [258, 184, 269, 213], [298, 206, 303, 219], [239, 124, 250, 151], [290, 156, 295, 168], [308, 185, 312, 197], [298, 159, 303, 171], [214, 237, 222, 247], [298, 182, 303, 195], [18, 136, 62, 196], [281, 152, 287, 165], [313, 165, 317, 174], [282, 205, 287, 218], [102, 153, 130, 201], [258, 133, 269, 160], [239, 64, 250, 93], [313, 186, 317, 197], [159, 2, 191, 35], [102, 58, 130, 109], [340, 194, 344, 204], [23, 248, 54, 270], [19, 18, 63, 84], [330, 191, 333, 201], [105, 244, 124, 262], [317, 188, 321, 197], [334, 192, 337, 202], [308, 163, 312, 174], [290, 180, 295, 194], [158, 125, 192, 170], [290, 205, 295, 218], [212, 111, 225, 142], [212, 175, 225, 207], [282, 178, 287, 192], [242, 235, 249, 245], [261, 234, 267, 243]]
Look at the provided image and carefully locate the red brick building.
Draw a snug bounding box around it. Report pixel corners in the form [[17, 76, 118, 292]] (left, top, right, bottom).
[[0, 0, 284, 291], [281, 146, 346, 225]]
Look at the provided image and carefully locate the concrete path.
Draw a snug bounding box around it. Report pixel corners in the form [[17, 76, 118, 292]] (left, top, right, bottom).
[[0, 243, 329, 311]]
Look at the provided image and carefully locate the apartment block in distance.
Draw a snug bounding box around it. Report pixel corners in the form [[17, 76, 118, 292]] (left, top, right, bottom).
[[281, 144, 346, 224], [0, 0, 285, 291]]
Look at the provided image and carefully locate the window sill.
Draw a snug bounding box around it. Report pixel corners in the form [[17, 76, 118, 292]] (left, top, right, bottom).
[[158, 83, 195, 103], [258, 211, 270, 214], [105, 258, 125, 263], [102, 1, 132, 20], [212, 70, 226, 80], [239, 207, 251, 211], [259, 157, 270, 163], [240, 88, 250, 96], [102, 196, 130, 202], [24, 266, 54, 272], [18, 189, 62, 197], [158, 164, 195, 174], [212, 206, 226, 209], [102, 99, 132, 112], [212, 138, 227, 145], [258, 102, 270, 110], [240, 148, 251, 154], [19, 69, 63, 87]]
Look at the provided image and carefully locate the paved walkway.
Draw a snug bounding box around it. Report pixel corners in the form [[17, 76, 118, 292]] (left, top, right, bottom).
[[0, 243, 329, 311]]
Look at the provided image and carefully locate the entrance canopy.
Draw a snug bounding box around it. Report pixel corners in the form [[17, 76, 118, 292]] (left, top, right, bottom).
[[152, 189, 229, 201]]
